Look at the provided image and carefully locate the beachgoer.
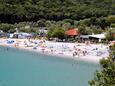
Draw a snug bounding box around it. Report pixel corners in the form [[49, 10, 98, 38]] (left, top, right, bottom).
[[83, 51, 85, 56], [73, 51, 77, 57], [85, 51, 87, 55], [6, 48, 8, 51], [75, 51, 78, 56], [51, 49, 53, 53]]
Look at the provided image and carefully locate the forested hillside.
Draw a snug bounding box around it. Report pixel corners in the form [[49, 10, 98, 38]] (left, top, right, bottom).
[[0, 0, 115, 23]]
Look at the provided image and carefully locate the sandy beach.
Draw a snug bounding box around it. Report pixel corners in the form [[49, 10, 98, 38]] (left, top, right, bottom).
[[0, 38, 109, 63]]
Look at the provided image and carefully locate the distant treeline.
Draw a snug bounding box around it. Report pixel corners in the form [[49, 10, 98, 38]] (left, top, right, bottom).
[[0, 0, 115, 23]]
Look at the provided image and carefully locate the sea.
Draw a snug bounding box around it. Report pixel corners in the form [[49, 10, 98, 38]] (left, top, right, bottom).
[[0, 46, 99, 86]]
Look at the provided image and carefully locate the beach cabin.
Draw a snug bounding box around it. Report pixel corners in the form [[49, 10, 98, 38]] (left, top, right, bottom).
[[65, 28, 79, 36], [39, 27, 47, 37], [79, 35, 90, 43], [89, 34, 105, 42], [65, 28, 79, 37], [12, 32, 33, 39], [65, 28, 79, 42], [18, 33, 33, 39], [79, 34, 106, 43], [0, 32, 6, 38]]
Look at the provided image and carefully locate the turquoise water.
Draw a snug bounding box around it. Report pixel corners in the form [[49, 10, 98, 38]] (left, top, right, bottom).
[[0, 46, 99, 86]]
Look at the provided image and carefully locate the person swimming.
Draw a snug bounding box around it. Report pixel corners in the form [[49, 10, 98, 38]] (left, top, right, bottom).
[[6, 48, 9, 51]]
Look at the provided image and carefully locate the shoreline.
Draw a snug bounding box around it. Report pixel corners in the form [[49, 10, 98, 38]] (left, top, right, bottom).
[[0, 38, 109, 63], [1, 44, 100, 64]]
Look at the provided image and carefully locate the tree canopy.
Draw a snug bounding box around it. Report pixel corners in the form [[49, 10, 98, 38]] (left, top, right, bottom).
[[105, 28, 115, 41], [89, 45, 115, 86], [0, 0, 115, 23]]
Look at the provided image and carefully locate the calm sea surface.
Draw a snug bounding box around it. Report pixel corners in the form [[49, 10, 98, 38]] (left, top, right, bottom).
[[0, 46, 99, 86]]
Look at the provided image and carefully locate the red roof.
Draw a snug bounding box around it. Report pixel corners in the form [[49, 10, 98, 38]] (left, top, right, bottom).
[[65, 29, 79, 36]]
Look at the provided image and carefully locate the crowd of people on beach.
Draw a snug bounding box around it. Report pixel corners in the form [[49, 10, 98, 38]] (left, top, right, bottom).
[[0, 38, 109, 61]]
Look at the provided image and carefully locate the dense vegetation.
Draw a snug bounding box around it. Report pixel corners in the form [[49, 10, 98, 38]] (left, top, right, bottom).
[[106, 28, 115, 41], [0, 0, 115, 23], [89, 45, 115, 86], [0, 0, 115, 41]]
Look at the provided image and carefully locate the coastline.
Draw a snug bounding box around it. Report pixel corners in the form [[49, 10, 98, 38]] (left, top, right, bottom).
[[0, 38, 109, 63]]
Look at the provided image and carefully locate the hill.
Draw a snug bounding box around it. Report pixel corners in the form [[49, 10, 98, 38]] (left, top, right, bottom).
[[0, 0, 115, 23]]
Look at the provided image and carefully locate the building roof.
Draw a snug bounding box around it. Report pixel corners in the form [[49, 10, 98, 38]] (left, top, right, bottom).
[[65, 29, 79, 36], [80, 35, 89, 38], [89, 34, 105, 39]]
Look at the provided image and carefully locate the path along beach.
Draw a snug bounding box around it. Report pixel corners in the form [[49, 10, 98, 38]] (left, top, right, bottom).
[[0, 38, 109, 63]]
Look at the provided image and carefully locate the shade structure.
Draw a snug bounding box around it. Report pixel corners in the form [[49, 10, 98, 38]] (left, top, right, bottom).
[[65, 29, 79, 36], [89, 34, 105, 39]]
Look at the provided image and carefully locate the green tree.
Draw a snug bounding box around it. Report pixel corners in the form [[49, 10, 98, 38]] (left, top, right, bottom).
[[52, 28, 65, 39], [105, 28, 115, 41], [78, 25, 92, 35], [47, 28, 65, 39], [0, 0, 115, 23], [91, 25, 103, 34], [89, 45, 115, 86], [0, 23, 15, 33], [106, 15, 115, 23]]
